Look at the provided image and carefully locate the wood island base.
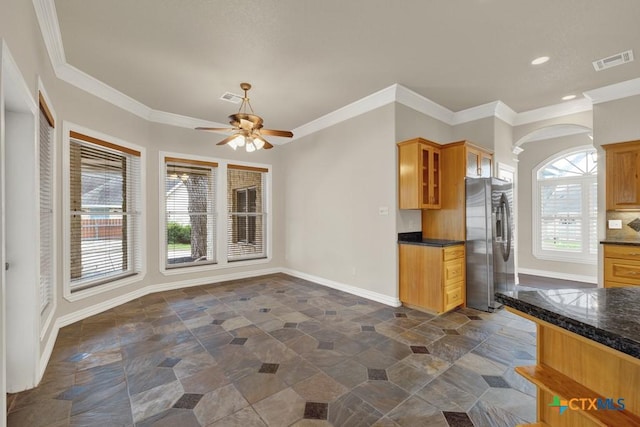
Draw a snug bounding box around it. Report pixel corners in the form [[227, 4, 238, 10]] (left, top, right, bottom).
[[507, 307, 640, 427]]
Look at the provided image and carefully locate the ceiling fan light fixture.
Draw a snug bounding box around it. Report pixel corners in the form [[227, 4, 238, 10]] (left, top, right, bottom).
[[253, 136, 266, 150], [196, 83, 293, 151], [227, 134, 244, 150]]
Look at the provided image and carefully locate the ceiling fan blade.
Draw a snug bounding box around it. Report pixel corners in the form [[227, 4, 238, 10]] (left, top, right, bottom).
[[263, 139, 274, 149], [196, 127, 235, 132], [216, 134, 240, 146], [260, 129, 294, 138]]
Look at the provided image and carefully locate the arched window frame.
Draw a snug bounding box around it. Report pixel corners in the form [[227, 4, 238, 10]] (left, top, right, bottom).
[[532, 146, 598, 264]]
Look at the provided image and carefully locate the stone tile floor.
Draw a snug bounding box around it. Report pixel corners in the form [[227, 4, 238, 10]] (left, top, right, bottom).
[[7, 274, 537, 426]]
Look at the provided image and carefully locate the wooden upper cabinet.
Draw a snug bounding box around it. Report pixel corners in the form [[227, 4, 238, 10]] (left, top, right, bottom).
[[604, 140, 640, 210], [465, 145, 493, 177], [398, 138, 441, 209]]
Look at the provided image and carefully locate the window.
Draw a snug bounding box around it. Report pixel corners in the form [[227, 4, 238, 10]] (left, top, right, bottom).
[[234, 187, 257, 244], [164, 157, 217, 268], [67, 130, 143, 293], [534, 147, 597, 263], [39, 93, 54, 315], [228, 165, 267, 260]]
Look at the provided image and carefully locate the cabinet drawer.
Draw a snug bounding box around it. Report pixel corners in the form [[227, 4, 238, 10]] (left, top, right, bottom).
[[444, 284, 463, 310], [604, 258, 640, 285], [444, 245, 465, 261], [604, 244, 640, 260], [444, 259, 464, 283], [605, 280, 640, 288]]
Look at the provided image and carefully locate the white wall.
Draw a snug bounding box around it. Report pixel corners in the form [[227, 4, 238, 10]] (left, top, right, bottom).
[[452, 117, 495, 151], [282, 104, 399, 304]]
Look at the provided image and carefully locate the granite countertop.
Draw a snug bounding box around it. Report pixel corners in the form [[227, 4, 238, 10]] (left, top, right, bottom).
[[496, 287, 640, 359], [397, 232, 464, 247], [600, 240, 640, 247]]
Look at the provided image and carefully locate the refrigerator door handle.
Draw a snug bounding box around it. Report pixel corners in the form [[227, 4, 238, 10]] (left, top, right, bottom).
[[500, 192, 512, 262]]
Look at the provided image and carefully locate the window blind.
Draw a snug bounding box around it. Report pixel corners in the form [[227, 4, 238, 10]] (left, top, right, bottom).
[[540, 182, 583, 252], [69, 133, 141, 291], [164, 158, 217, 268], [39, 105, 54, 313], [535, 148, 597, 263], [227, 165, 267, 261], [588, 181, 598, 255]]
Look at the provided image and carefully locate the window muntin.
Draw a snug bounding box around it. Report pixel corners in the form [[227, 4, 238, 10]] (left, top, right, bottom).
[[68, 132, 142, 291], [164, 158, 217, 268], [534, 148, 597, 263], [228, 165, 266, 261]]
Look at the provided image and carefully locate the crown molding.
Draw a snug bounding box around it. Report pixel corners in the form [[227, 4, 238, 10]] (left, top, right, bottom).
[[148, 109, 226, 129], [450, 100, 518, 126], [583, 77, 640, 105], [394, 84, 455, 124], [57, 63, 152, 120], [32, 0, 640, 141], [512, 98, 593, 126], [292, 84, 397, 140], [32, 0, 65, 68]]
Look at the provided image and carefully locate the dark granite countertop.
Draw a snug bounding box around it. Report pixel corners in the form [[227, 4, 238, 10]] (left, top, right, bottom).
[[600, 240, 640, 247], [397, 232, 464, 247], [496, 287, 640, 359]]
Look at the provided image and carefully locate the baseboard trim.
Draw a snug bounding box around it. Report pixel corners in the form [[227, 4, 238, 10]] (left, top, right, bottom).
[[518, 268, 597, 284], [281, 268, 401, 307]]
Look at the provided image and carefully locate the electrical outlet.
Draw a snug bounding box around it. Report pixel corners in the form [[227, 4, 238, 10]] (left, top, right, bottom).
[[378, 206, 389, 216], [608, 219, 623, 229]]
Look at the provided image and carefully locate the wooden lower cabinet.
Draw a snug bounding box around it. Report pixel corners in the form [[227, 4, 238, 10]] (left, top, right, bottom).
[[604, 244, 640, 288], [509, 309, 640, 427], [399, 243, 465, 313]]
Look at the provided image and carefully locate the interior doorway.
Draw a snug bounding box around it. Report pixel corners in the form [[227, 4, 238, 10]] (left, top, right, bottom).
[[1, 41, 41, 422]]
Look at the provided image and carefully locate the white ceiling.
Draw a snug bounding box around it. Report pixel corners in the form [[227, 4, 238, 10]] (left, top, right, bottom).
[[52, 0, 640, 134]]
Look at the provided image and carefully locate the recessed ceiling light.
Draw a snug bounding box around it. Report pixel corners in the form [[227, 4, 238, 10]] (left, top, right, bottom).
[[562, 94, 576, 101], [531, 56, 550, 65]]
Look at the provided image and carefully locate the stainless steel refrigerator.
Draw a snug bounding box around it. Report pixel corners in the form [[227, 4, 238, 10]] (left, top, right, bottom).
[[465, 177, 515, 312]]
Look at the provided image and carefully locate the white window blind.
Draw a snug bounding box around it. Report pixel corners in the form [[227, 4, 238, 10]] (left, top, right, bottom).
[[69, 132, 142, 291], [535, 148, 597, 263], [227, 165, 267, 261], [164, 157, 217, 268], [39, 98, 54, 313], [540, 182, 583, 252]]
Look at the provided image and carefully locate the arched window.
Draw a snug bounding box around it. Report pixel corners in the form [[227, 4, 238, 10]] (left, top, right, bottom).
[[533, 147, 597, 264]]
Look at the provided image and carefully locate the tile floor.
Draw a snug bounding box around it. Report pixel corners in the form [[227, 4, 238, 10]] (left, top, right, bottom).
[[7, 274, 538, 426]]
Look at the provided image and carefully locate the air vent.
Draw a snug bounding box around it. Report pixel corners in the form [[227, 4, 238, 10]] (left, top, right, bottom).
[[592, 50, 634, 71], [219, 92, 243, 104]]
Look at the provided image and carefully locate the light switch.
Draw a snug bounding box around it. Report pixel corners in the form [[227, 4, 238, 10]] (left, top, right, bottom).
[[378, 206, 389, 216], [608, 219, 623, 229]]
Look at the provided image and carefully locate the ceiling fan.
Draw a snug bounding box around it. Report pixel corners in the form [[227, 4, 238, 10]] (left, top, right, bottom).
[[196, 82, 293, 151]]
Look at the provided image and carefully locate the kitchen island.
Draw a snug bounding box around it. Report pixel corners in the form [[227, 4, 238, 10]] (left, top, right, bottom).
[[496, 287, 640, 426]]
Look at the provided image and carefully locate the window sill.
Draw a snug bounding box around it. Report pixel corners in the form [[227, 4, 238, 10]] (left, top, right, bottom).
[[533, 251, 597, 265], [64, 271, 146, 302], [160, 256, 271, 276]]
